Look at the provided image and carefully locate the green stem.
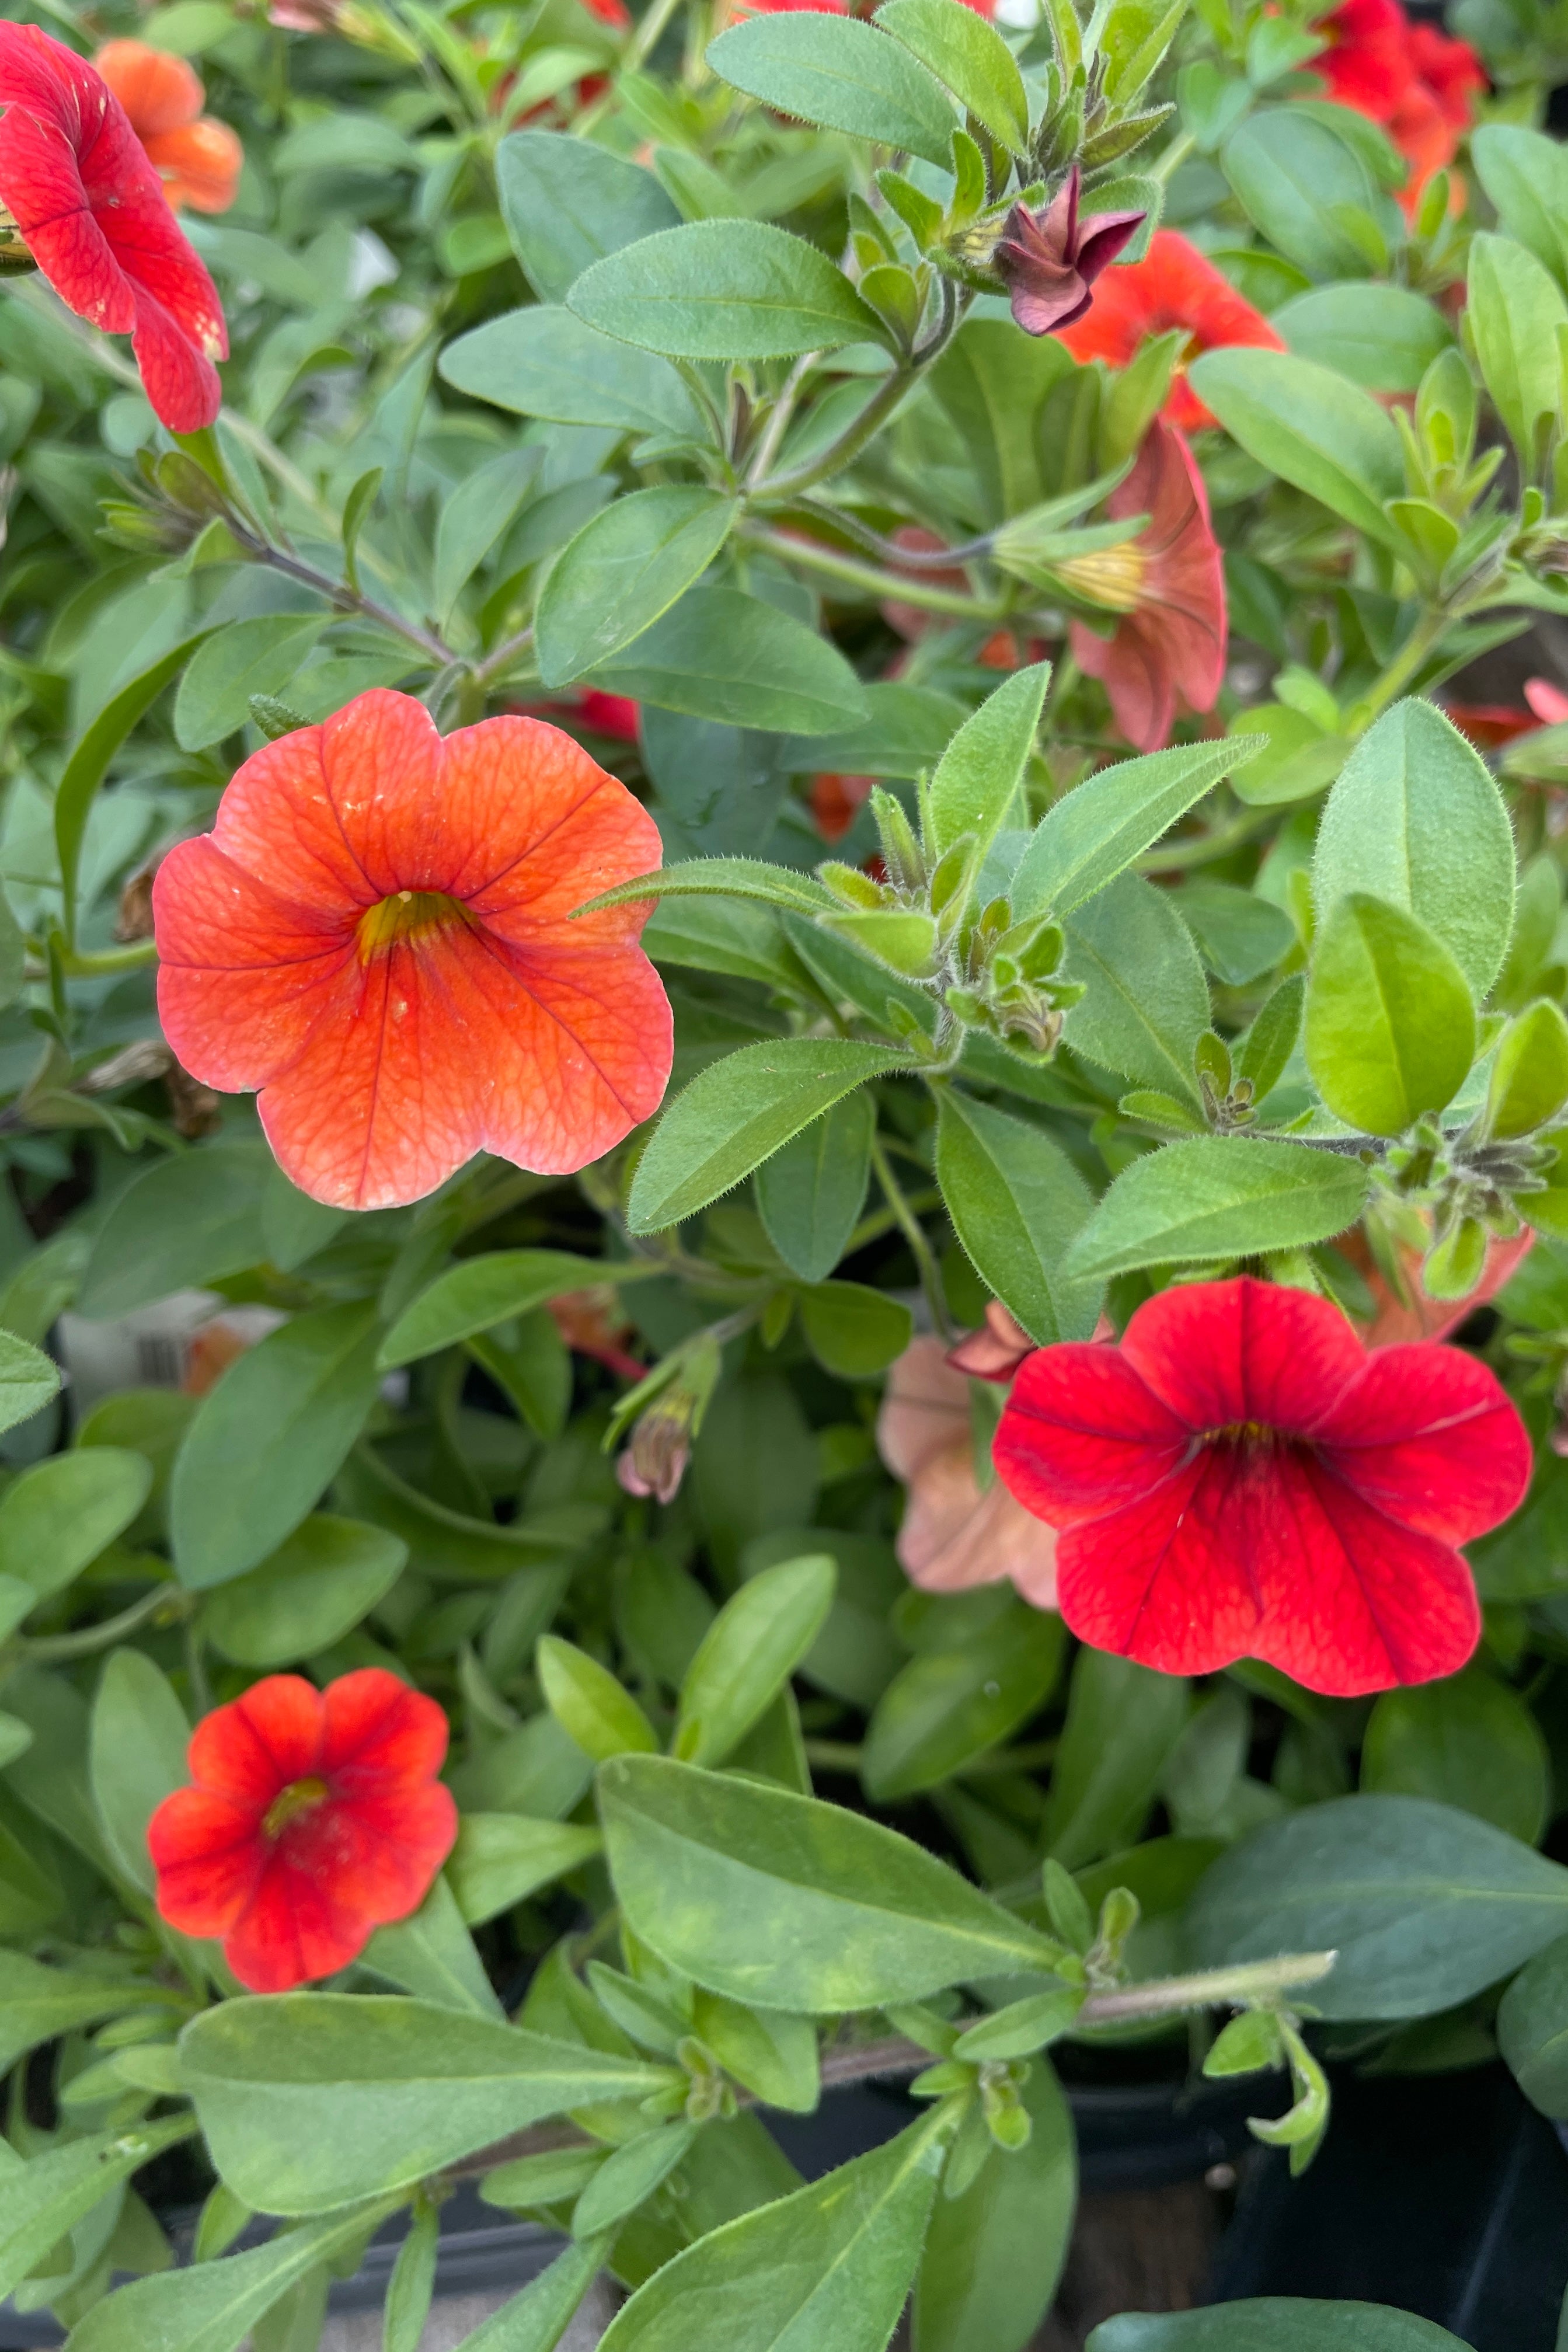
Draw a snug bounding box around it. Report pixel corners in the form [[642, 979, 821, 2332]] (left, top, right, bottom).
[[803, 1739, 863, 1772], [751, 280, 963, 503], [235, 532, 455, 670], [1349, 604, 1451, 731], [19, 1582, 192, 1665], [50, 939, 159, 980], [469, 623, 536, 692], [1078, 1952, 1337, 2023], [744, 527, 1007, 621], [1137, 800, 1276, 874], [1148, 129, 1196, 186], [871, 1134, 953, 1341]]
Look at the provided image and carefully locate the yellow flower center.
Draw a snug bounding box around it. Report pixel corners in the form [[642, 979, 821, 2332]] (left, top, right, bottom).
[[356, 890, 471, 963], [1055, 542, 1149, 614], [262, 1777, 329, 1839]]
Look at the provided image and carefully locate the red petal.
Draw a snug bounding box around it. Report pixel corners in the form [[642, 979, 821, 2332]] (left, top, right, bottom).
[[1053, 1445, 1268, 1673], [209, 695, 437, 915], [319, 1667, 450, 1789], [438, 712, 663, 935], [224, 1846, 379, 1992], [1312, 1342, 1534, 1542], [128, 282, 223, 430], [1119, 1275, 1365, 1434], [187, 1674, 325, 1810], [148, 1787, 262, 1935], [1071, 616, 1177, 752], [995, 1343, 1190, 1525]]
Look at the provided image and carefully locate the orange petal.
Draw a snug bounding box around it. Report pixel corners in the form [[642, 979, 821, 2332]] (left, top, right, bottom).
[[437, 713, 663, 938], [211, 692, 441, 914], [94, 38, 202, 135], [144, 116, 243, 212]]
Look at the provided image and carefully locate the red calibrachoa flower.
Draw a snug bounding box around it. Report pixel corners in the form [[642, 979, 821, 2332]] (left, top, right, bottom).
[[1054, 229, 1284, 434], [995, 1277, 1532, 1698], [1061, 417, 1226, 753], [992, 168, 1146, 338], [149, 1669, 458, 1992], [94, 40, 243, 214], [0, 25, 227, 430], [152, 688, 673, 1210], [1312, 0, 1483, 215]]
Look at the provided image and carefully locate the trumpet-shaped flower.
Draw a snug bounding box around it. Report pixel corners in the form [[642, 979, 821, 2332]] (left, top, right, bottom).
[[992, 167, 1146, 337], [995, 1277, 1531, 1697], [1054, 230, 1284, 434], [94, 40, 242, 213], [0, 25, 227, 429], [152, 689, 672, 1210]]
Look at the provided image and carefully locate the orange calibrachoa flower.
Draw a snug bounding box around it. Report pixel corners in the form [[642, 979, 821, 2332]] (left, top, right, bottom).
[[1312, 0, 1484, 215], [1061, 418, 1226, 752], [94, 40, 242, 213], [0, 25, 227, 431], [1054, 229, 1284, 434], [152, 689, 673, 1210], [149, 1670, 457, 1993]]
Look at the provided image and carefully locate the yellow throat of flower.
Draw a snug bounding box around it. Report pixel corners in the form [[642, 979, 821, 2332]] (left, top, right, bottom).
[[357, 889, 472, 963], [1055, 541, 1149, 614], [261, 1776, 329, 1839]]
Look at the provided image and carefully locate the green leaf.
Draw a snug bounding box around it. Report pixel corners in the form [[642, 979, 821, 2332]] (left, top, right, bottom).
[[537, 488, 735, 687], [1061, 872, 1211, 1106], [1467, 232, 1568, 472], [629, 1039, 910, 1231], [497, 130, 681, 302], [583, 858, 838, 921], [591, 586, 869, 735], [75, 1144, 270, 1318], [862, 1599, 1065, 1802], [598, 1753, 1067, 2008], [925, 663, 1048, 863], [0, 1330, 59, 1437], [174, 615, 331, 752], [595, 2114, 947, 2352], [170, 1302, 384, 1588], [1043, 1649, 1191, 1870], [674, 1554, 837, 1768], [0, 1447, 151, 1601], [569, 221, 890, 360], [1472, 126, 1568, 292], [380, 1250, 653, 1370], [88, 1650, 188, 1897], [441, 2239, 609, 2352], [363, 1873, 504, 2019], [1222, 107, 1393, 279], [1062, 1137, 1369, 1281], [65, 2197, 401, 2352], [55, 629, 212, 939], [1498, 1930, 1568, 2116], [1312, 700, 1516, 997], [912, 2061, 1076, 2352], [1186, 1793, 1568, 2019], [0, 1951, 158, 2077], [755, 1090, 874, 1282], [201, 1514, 407, 1667], [935, 1092, 1100, 1344], [931, 322, 1074, 524], [690, 1988, 820, 2112], [1012, 738, 1259, 921], [430, 450, 543, 622], [876, 0, 1029, 153], [0, 2116, 195, 2304], [334, 1447, 598, 1584], [776, 682, 966, 781], [1086, 2306, 1472, 2351], [572, 2123, 696, 2238], [1187, 347, 1405, 548], [1274, 283, 1453, 393], [1361, 1671, 1550, 1845], [1176, 882, 1297, 987], [707, 13, 958, 165], [1305, 894, 1475, 1135], [538, 1633, 660, 1761], [438, 308, 701, 438], [181, 1995, 675, 2214], [447, 1815, 604, 1927], [797, 1280, 912, 1377]]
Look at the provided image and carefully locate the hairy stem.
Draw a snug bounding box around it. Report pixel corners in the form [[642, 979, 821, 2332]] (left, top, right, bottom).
[[871, 1134, 953, 1341], [743, 527, 1008, 621]]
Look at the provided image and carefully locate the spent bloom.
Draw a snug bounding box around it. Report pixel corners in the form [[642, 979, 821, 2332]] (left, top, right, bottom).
[[1061, 418, 1226, 753], [1054, 230, 1284, 434], [0, 25, 228, 430], [1312, 0, 1483, 214], [94, 40, 242, 214], [152, 688, 673, 1210], [149, 1668, 457, 1992], [994, 1277, 1531, 1698], [992, 166, 1146, 338]]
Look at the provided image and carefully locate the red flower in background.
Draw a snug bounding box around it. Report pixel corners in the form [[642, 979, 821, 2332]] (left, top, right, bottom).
[[152, 689, 672, 1210], [0, 25, 227, 430], [992, 166, 1146, 337], [995, 1277, 1531, 1697], [1055, 229, 1284, 433], [94, 40, 242, 214], [1063, 418, 1226, 752], [149, 1670, 457, 1992], [1312, 0, 1484, 214]]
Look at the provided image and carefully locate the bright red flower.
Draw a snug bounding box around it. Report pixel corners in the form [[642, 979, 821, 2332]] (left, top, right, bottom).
[[993, 166, 1146, 337], [152, 688, 673, 1210], [995, 1277, 1532, 1697], [1064, 418, 1226, 753], [149, 1669, 457, 1993], [1312, 0, 1483, 215], [0, 25, 227, 430], [1054, 229, 1284, 434], [94, 40, 242, 214]]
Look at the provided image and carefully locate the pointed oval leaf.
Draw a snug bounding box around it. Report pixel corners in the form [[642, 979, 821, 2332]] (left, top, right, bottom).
[[569, 221, 891, 360], [707, 12, 958, 165]]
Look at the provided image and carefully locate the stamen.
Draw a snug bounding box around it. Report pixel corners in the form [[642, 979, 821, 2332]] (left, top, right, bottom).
[[357, 890, 471, 963], [262, 1776, 329, 1839]]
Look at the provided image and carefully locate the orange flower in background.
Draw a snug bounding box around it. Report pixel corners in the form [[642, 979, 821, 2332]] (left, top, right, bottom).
[[94, 40, 242, 213], [1054, 229, 1284, 434], [1312, 0, 1484, 215], [0, 25, 227, 430], [1063, 418, 1226, 753], [149, 1670, 457, 1993], [152, 689, 673, 1210]]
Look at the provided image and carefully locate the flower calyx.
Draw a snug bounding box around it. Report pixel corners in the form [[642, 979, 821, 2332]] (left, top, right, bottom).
[[1204, 2005, 1329, 2176], [609, 1329, 723, 1505]]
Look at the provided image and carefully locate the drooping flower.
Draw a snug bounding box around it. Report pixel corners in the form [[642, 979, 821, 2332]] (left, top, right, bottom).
[[993, 168, 1147, 338], [994, 1276, 1532, 1697], [152, 689, 673, 1210], [1311, 0, 1483, 215], [1342, 1225, 1534, 1347], [1054, 230, 1284, 434], [1061, 418, 1226, 754], [149, 1669, 457, 1993], [0, 25, 228, 430], [94, 40, 242, 214]]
